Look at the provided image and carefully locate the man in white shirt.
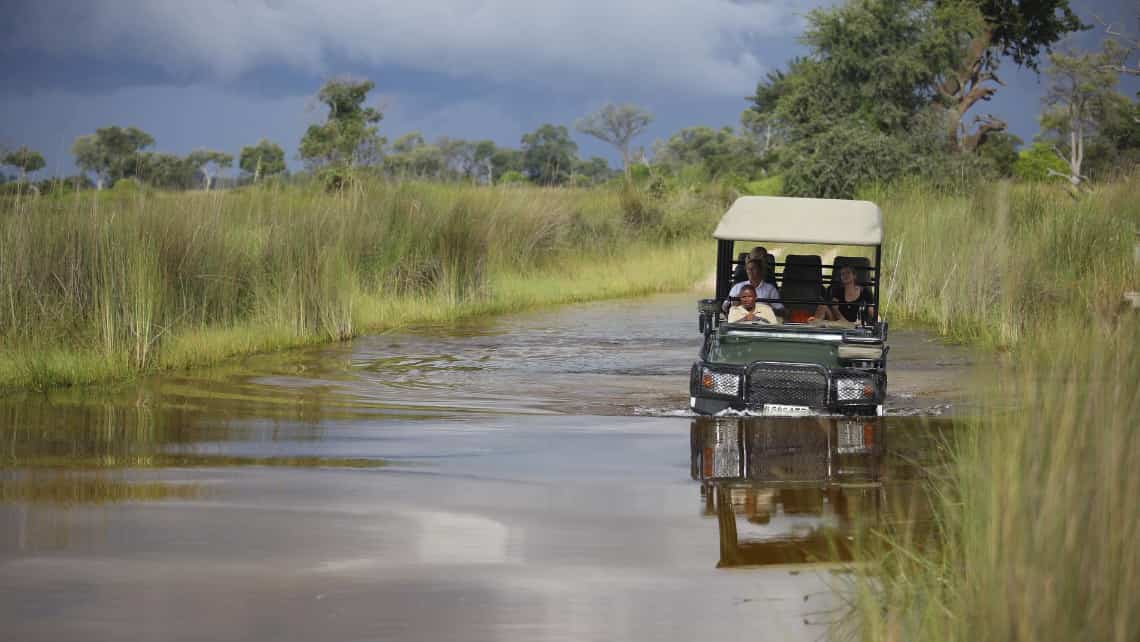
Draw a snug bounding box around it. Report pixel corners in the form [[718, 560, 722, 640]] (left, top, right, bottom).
[[726, 258, 783, 315]]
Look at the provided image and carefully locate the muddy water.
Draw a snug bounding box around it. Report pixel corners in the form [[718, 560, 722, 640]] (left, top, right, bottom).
[[0, 294, 970, 642]]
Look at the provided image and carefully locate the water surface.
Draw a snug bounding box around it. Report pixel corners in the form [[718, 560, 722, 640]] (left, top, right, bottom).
[[0, 293, 969, 641]]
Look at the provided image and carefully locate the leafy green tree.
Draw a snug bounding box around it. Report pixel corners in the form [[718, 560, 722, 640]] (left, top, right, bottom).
[[1013, 141, 1069, 180], [2, 145, 46, 183], [1084, 96, 1140, 178], [37, 174, 95, 194], [575, 103, 653, 178], [748, 0, 992, 196], [1038, 48, 1127, 186], [573, 156, 615, 185], [781, 120, 918, 198], [138, 153, 198, 189], [490, 147, 523, 183], [187, 149, 233, 191], [383, 131, 445, 178], [975, 131, 1023, 177], [654, 126, 762, 180], [521, 124, 578, 185], [299, 78, 384, 170], [239, 139, 286, 182], [71, 126, 154, 188]]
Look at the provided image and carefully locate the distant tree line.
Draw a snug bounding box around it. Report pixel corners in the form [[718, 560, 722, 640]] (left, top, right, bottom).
[[3, 0, 1137, 197]]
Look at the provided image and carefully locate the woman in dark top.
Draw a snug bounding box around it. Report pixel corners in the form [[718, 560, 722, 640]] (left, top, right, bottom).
[[823, 265, 875, 323]]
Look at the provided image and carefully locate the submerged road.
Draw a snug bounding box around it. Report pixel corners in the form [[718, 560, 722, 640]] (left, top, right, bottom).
[[0, 293, 972, 642]]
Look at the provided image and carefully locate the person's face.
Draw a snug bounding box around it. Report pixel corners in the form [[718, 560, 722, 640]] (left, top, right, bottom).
[[746, 263, 763, 282], [740, 289, 757, 308], [839, 267, 855, 285]]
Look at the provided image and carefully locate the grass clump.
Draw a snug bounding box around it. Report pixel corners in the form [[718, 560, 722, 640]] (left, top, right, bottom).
[[0, 180, 721, 390], [869, 178, 1139, 347], [853, 321, 1139, 642], [852, 175, 1140, 642]]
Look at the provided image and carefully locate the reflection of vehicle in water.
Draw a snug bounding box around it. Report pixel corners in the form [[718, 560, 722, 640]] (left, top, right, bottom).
[[690, 197, 889, 416], [690, 417, 931, 568]]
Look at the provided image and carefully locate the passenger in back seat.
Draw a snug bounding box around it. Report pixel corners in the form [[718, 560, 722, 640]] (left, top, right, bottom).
[[814, 265, 875, 323]]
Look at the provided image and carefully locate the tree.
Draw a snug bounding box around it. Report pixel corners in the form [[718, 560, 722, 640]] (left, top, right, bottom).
[[521, 124, 578, 185], [383, 131, 445, 178], [1097, 14, 1140, 77], [1038, 48, 1124, 187], [2, 145, 46, 183], [747, 0, 1010, 196], [653, 126, 760, 179], [239, 139, 286, 182], [490, 147, 523, 183], [469, 140, 497, 184], [299, 78, 384, 171], [1013, 141, 1069, 180], [575, 103, 653, 178], [138, 153, 197, 189], [572, 156, 615, 185], [1084, 95, 1140, 178], [975, 131, 1023, 177], [743, 69, 792, 160], [71, 126, 154, 189], [187, 149, 233, 191], [936, 0, 1086, 151]]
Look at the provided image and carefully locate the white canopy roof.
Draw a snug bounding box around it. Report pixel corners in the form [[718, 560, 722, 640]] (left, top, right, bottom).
[[713, 196, 883, 246]]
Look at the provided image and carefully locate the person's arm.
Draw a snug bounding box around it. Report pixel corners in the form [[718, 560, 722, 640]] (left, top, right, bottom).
[[763, 283, 785, 314], [723, 282, 741, 313], [862, 288, 876, 322]]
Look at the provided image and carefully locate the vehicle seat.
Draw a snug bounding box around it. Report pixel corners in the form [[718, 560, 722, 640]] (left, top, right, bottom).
[[779, 255, 824, 322]]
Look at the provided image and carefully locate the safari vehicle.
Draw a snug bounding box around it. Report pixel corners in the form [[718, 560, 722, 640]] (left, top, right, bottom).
[[690, 196, 888, 416]]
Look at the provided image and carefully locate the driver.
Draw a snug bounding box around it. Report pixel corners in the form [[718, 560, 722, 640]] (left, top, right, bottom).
[[727, 284, 778, 324]]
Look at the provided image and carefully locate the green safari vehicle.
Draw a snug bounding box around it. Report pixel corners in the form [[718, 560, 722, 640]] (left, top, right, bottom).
[[690, 196, 888, 416]]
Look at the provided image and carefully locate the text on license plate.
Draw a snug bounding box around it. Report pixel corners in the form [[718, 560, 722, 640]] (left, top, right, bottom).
[[761, 404, 813, 416]]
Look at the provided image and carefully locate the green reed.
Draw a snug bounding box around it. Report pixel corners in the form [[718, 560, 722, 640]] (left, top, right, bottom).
[[869, 177, 1139, 347], [0, 180, 720, 390], [850, 175, 1140, 642], [851, 321, 1139, 642]]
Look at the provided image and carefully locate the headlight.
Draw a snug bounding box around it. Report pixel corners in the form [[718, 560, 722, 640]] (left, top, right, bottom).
[[835, 376, 875, 402], [701, 368, 740, 396]]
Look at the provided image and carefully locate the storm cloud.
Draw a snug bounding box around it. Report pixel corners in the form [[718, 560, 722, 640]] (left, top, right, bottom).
[[3, 0, 811, 96]]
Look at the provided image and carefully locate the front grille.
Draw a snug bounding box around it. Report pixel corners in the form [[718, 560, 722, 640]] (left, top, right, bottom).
[[746, 363, 828, 409]]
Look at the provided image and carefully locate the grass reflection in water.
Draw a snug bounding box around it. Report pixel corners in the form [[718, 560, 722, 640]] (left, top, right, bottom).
[[1, 384, 388, 505]]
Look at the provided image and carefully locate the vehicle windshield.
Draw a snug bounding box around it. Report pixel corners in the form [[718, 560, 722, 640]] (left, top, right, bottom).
[[706, 332, 840, 367]]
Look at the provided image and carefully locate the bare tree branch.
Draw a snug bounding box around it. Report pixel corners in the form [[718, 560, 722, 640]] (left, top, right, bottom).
[[1093, 14, 1140, 76]]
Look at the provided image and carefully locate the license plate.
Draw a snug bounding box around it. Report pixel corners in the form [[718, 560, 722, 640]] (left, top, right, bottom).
[[761, 404, 813, 416]]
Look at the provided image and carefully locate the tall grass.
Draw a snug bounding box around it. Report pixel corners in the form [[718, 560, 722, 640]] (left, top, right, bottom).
[[869, 178, 1139, 346], [0, 180, 720, 390], [853, 321, 1139, 642], [853, 175, 1140, 641]]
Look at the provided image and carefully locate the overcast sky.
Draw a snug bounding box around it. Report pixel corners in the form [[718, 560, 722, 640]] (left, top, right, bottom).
[[1, 0, 1136, 177]]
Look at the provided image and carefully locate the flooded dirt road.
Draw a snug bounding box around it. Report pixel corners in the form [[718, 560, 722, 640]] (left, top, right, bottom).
[[0, 294, 970, 641]]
